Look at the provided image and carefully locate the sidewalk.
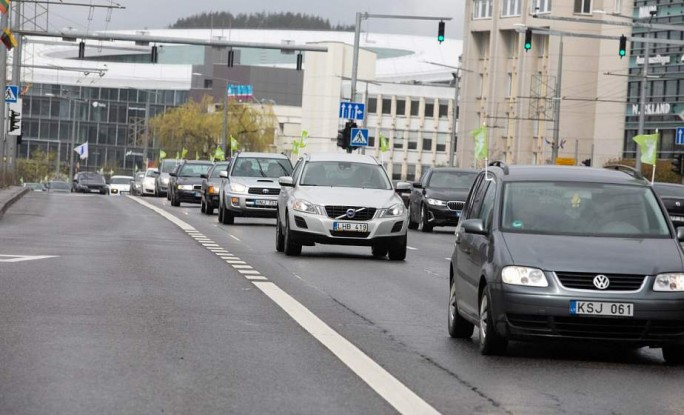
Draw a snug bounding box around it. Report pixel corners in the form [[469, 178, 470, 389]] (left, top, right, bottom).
[[0, 186, 29, 220]]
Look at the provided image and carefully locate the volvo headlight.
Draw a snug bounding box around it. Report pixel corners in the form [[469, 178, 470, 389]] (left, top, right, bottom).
[[293, 199, 320, 214], [502, 266, 548, 287], [381, 203, 405, 217], [178, 184, 193, 190], [653, 273, 684, 292], [230, 183, 248, 194], [427, 198, 446, 206]]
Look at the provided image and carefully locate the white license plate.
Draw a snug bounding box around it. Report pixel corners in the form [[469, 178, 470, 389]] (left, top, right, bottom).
[[256, 199, 277, 207], [570, 300, 633, 317], [90, 189, 100, 193], [333, 222, 368, 232], [671, 216, 684, 222]]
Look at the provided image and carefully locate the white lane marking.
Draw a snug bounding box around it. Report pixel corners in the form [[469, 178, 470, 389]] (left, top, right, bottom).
[[252, 282, 440, 415], [232, 265, 252, 269], [245, 275, 268, 281], [131, 195, 439, 414], [444, 258, 450, 261], [202, 244, 220, 247], [0, 255, 58, 263], [229, 235, 241, 242], [183, 212, 189, 215], [407, 246, 417, 250], [224, 260, 245, 264]]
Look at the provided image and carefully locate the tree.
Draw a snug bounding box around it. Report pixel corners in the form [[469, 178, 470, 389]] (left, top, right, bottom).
[[17, 149, 59, 183]]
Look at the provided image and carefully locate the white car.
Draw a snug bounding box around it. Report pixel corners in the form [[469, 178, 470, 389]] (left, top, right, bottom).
[[142, 168, 159, 196], [108, 175, 133, 195], [276, 153, 410, 260]]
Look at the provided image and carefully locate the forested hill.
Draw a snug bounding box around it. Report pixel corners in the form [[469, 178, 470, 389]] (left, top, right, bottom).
[[169, 11, 354, 31]]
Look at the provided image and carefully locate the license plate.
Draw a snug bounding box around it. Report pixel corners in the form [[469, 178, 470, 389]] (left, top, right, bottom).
[[256, 199, 277, 207], [671, 216, 684, 222], [333, 222, 368, 232], [90, 189, 100, 193], [570, 300, 633, 317]]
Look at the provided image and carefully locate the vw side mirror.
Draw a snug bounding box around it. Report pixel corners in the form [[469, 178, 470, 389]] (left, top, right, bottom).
[[219, 170, 228, 178]]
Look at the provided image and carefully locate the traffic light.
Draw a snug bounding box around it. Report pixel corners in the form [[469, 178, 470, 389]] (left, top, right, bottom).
[[437, 21, 445, 43], [78, 41, 85, 59], [581, 159, 591, 167], [8, 109, 20, 133], [227, 49, 234, 67], [150, 46, 158, 63], [524, 28, 532, 51], [672, 154, 683, 175], [337, 121, 357, 152], [296, 53, 303, 71], [618, 35, 627, 58]]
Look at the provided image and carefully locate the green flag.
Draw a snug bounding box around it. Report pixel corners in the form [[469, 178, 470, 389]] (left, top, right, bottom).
[[292, 130, 308, 155], [181, 147, 188, 159], [230, 136, 239, 152], [195, 151, 200, 160], [472, 125, 488, 161], [159, 149, 167, 160], [633, 133, 658, 166], [214, 147, 225, 161], [175, 151, 179, 160], [379, 134, 389, 153]]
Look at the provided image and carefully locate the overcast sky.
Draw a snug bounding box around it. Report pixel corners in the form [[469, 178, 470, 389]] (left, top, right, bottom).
[[44, 0, 465, 39]]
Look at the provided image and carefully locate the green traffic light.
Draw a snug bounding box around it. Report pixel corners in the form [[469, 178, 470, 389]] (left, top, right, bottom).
[[524, 42, 531, 50], [438, 35, 445, 42], [619, 50, 626, 57]]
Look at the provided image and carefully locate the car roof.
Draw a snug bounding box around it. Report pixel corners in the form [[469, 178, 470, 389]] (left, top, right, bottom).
[[491, 165, 651, 186], [304, 152, 381, 164], [111, 175, 133, 179], [427, 167, 479, 174], [235, 152, 288, 159], [180, 160, 214, 165]]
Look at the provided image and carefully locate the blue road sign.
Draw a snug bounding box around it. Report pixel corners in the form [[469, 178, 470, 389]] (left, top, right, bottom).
[[350, 128, 369, 147], [4, 85, 18, 103], [677, 127, 684, 145], [339, 101, 365, 120]]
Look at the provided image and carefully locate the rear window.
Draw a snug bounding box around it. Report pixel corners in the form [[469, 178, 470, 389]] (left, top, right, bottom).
[[111, 177, 131, 185], [428, 171, 477, 189], [210, 163, 231, 179], [501, 181, 670, 237], [160, 160, 179, 173]]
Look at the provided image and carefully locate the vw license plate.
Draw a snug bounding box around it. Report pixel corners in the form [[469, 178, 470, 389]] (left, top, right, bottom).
[[256, 199, 277, 207], [333, 222, 368, 232], [570, 300, 633, 317]]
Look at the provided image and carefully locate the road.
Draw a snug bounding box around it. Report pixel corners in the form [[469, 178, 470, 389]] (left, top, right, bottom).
[[1, 192, 683, 414]]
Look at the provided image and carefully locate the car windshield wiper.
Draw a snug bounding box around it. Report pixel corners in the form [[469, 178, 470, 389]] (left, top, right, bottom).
[[255, 160, 267, 177]]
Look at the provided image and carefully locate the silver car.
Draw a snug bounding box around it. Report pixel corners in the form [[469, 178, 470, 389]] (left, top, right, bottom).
[[217, 152, 293, 224], [276, 153, 410, 260]]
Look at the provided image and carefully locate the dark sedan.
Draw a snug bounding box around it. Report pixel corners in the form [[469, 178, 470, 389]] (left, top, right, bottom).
[[653, 182, 684, 228], [169, 160, 214, 207], [408, 167, 478, 232], [201, 160, 231, 215]]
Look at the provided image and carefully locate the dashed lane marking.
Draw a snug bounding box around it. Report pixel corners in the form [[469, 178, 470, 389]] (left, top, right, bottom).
[[407, 246, 417, 250], [229, 235, 241, 242]]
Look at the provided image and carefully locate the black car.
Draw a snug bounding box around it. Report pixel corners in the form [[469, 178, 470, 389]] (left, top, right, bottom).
[[653, 182, 684, 228], [408, 167, 478, 232], [72, 172, 107, 194], [200, 160, 231, 215], [168, 160, 214, 207], [449, 162, 684, 364]]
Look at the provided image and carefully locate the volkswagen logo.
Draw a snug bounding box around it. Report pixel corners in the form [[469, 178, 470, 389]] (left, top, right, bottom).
[[346, 208, 356, 219], [593, 274, 610, 290], [677, 201, 681, 207], [262, 188, 269, 194]]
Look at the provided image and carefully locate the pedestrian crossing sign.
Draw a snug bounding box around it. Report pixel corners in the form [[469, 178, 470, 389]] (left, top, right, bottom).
[[350, 128, 369, 147], [4, 85, 18, 103]]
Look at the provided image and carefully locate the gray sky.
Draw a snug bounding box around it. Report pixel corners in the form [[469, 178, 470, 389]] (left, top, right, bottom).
[[44, 0, 465, 39]]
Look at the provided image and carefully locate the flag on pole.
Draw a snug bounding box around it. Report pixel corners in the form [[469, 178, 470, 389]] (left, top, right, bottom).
[[195, 151, 199, 160], [633, 133, 659, 166], [1, 28, 17, 51], [291, 130, 308, 155], [181, 147, 188, 159], [379, 134, 389, 153], [472, 125, 488, 161], [0, 0, 10, 15], [214, 146, 225, 161], [159, 149, 167, 160], [74, 142, 88, 160], [97, 167, 104, 175], [230, 136, 239, 152]]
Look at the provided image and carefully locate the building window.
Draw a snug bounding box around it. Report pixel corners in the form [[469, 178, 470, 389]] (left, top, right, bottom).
[[407, 164, 417, 182], [532, 0, 551, 14], [396, 98, 406, 116], [410, 99, 420, 116], [368, 97, 377, 114], [382, 98, 392, 115], [438, 102, 449, 118], [422, 133, 433, 151], [473, 0, 493, 19], [574, 0, 591, 14], [424, 102, 435, 118], [394, 131, 405, 150], [408, 131, 419, 150], [501, 0, 521, 17], [392, 163, 402, 180], [613, 0, 621, 14], [368, 135, 376, 147], [436, 132, 447, 152]]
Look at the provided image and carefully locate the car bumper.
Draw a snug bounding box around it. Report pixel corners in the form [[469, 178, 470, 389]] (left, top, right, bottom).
[[109, 188, 130, 195], [287, 210, 407, 246], [177, 189, 203, 203], [425, 204, 462, 226], [489, 282, 684, 346], [224, 193, 279, 218], [207, 193, 220, 208]]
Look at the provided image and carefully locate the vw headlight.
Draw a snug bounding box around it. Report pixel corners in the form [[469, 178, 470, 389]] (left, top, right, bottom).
[[178, 184, 193, 190], [293, 199, 320, 214], [653, 273, 684, 292], [427, 198, 446, 207], [502, 266, 548, 287], [230, 183, 248, 194], [161, 177, 169, 185], [381, 203, 405, 217]]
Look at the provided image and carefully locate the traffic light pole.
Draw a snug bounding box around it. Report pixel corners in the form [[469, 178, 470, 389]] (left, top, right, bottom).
[[551, 36, 563, 164], [0, 12, 7, 185], [635, 33, 651, 172]]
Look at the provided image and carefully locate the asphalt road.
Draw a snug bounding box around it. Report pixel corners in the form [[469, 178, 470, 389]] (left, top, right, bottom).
[[1, 192, 684, 414]]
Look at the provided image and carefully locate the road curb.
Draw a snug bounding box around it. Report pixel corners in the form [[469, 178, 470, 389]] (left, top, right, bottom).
[[0, 187, 30, 221]]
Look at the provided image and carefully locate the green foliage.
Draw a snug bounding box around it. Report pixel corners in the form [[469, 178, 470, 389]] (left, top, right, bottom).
[[17, 149, 61, 183], [170, 11, 353, 31], [604, 158, 682, 183]]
